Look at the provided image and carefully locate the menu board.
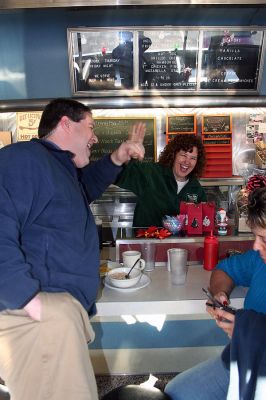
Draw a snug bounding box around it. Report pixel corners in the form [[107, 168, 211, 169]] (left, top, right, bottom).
[[167, 115, 196, 133], [68, 27, 264, 95], [202, 115, 231, 133], [138, 30, 199, 90], [91, 117, 156, 162], [69, 29, 134, 92], [200, 30, 263, 90]]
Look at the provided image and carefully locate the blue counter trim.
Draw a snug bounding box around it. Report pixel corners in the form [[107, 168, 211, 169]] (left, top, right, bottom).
[[90, 319, 229, 349]]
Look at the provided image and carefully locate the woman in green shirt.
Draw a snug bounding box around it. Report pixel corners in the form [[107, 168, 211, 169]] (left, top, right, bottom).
[[116, 134, 206, 228]]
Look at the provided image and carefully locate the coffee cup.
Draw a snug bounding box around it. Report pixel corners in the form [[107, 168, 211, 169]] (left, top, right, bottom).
[[122, 250, 145, 270]]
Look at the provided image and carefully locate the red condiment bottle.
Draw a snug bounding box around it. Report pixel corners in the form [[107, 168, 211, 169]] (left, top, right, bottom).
[[203, 231, 218, 271]]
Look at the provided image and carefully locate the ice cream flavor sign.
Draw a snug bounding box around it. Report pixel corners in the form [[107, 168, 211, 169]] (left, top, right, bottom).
[[16, 112, 42, 141]]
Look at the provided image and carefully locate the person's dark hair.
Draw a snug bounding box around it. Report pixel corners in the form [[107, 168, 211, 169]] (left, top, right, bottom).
[[38, 98, 91, 138], [247, 187, 266, 229], [158, 134, 206, 177]]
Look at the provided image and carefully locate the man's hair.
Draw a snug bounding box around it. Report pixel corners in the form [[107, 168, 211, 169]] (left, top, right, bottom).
[[158, 134, 206, 178], [247, 187, 266, 229], [38, 98, 91, 138]]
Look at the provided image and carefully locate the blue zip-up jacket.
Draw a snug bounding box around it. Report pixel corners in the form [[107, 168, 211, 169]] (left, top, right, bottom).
[[0, 139, 122, 313]]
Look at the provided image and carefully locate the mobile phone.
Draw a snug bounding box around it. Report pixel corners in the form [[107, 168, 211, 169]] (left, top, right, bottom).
[[202, 288, 237, 315]]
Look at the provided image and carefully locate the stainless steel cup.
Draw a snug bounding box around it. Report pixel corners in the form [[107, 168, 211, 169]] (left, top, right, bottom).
[[167, 248, 188, 285]]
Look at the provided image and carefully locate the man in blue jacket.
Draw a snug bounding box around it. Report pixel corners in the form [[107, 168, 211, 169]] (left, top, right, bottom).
[[0, 98, 145, 400]]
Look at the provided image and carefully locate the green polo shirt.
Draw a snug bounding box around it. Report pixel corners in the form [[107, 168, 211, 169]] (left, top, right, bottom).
[[116, 161, 207, 228]]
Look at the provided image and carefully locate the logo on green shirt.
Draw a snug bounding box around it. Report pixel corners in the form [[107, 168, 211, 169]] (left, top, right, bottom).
[[187, 193, 198, 202]]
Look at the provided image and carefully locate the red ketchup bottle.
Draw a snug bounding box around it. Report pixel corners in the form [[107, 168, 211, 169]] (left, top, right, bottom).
[[203, 231, 218, 271]]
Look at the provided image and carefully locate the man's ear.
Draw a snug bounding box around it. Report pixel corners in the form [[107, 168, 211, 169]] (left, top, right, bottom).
[[61, 116, 70, 130]]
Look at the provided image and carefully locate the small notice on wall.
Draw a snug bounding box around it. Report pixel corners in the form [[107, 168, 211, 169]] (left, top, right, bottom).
[[0, 131, 12, 148], [16, 112, 42, 141], [246, 113, 265, 143]]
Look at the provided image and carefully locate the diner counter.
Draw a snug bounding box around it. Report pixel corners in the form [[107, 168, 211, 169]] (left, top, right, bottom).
[[115, 232, 254, 267], [95, 265, 246, 316]]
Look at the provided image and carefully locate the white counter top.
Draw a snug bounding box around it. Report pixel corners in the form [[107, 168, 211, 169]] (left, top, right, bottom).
[[95, 265, 246, 316]]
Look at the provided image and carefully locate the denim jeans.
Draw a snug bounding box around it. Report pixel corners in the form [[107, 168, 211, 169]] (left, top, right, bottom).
[[165, 355, 229, 400]]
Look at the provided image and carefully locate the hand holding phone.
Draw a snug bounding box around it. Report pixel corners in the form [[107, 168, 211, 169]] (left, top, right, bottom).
[[202, 288, 236, 315]]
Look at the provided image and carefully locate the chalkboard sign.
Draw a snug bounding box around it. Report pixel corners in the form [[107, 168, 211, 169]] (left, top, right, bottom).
[[203, 139, 231, 145], [167, 115, 196, 134], [204, 133, 231, 139], [90, 117, 156, 162], [203, 115, 231, 133]]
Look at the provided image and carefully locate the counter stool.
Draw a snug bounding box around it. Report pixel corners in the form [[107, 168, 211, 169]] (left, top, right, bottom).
[[101, 384, 171, 400], [0, 385, 10, 400]]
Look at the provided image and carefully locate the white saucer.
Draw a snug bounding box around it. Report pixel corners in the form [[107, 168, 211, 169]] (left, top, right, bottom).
[[104, 273, 151, 292]]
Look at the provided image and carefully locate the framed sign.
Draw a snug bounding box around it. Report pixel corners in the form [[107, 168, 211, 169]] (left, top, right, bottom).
[[166, 115, 196, 134], [91, 117, 156, 162], [202, 115, 232, 133], [16, 112, 42, 141]]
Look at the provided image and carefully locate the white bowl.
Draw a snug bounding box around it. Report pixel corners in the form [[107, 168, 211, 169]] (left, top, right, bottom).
[[99, 260, 121, 277], [107, 267, 142, 288]]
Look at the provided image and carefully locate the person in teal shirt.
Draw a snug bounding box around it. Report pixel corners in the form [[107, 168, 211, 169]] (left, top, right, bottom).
[[165, 187, 266, 400], [116, 134, 206, 227]]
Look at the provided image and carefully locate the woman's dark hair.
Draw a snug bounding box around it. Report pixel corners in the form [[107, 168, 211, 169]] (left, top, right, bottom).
[[247, 187, 266, 229], [38, 98, 91, 138], [158, 134, 206, 178]]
